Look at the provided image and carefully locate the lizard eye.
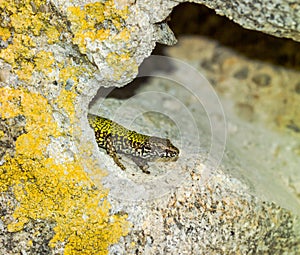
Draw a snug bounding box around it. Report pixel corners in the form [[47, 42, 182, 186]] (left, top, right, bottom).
[[165, 146, 179, 158]]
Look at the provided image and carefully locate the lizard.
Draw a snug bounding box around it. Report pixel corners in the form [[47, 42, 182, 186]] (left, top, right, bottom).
[[88, 113, 179, 174]]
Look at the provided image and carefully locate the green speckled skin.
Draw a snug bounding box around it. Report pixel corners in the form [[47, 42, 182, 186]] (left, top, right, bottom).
[[88, 113, 179, 173]]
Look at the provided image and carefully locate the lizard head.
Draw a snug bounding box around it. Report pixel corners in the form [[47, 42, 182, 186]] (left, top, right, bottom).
[[144, 136, 179, 162]]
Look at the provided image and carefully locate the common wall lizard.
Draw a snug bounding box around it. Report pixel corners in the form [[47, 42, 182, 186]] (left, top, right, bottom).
[[88, 113, 179, 174]]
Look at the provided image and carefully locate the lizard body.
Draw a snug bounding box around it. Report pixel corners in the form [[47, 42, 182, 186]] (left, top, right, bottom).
[[88, 113, 179, 173]]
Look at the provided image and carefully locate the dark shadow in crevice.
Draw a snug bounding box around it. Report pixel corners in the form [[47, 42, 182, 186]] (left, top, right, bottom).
[[167, 3, 300, 71], [90, 77, 148, 102], [93, 2, 300, 103], [90, 45, 176, 101]]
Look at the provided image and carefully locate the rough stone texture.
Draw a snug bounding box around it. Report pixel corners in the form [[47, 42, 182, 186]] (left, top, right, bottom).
[[1, 0, 300, 254], [165, 34, 300, 212], [109, 171, 300, 254], [169, 3, 300, 70], [88, 34, 300, 254], [0, 115, 26, 161], [0, 191, 58, 255], [191, 0, 300, 42]]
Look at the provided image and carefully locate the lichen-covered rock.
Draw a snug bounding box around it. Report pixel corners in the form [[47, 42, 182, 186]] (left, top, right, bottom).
[[1, 0, 300, 254]]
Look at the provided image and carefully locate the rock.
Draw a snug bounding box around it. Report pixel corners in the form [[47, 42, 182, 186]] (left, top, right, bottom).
[[1, 0, 300, 254], [190, 0, 300, 42]]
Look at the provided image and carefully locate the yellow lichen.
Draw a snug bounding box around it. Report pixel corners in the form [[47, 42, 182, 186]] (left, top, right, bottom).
[[0, 0, 133, 86], [0, 33, 35, 65], [27, 240, 33, 247], [0, 0, 61, 82], [55, 89, 76, 125], [15, 61, 35, 82], [0, 87, 130, 254], [59, 65, 86, 90], [106, 52, 138, 80], [114, 27, 131, 41], [67, 1, 129, 53], [0, 27, 11, 41], [34, 51, 55, 74], [0, 1, 133, 252], [44, 25, 61, 44]]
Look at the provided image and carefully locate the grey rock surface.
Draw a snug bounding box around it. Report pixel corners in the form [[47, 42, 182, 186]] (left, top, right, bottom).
[[0, 191, 57, 255], [1, 0, 300, 254], [190, 0, 300, 42], [88, 35, 300, 254], [165, 34, 300, 209], [51, 0, 300, 94], [109, 172, 300, 254]]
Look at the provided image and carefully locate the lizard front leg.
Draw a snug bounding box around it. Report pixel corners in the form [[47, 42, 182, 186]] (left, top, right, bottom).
[[129, 156, 150, 174], [105, 134, 126, 171]]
